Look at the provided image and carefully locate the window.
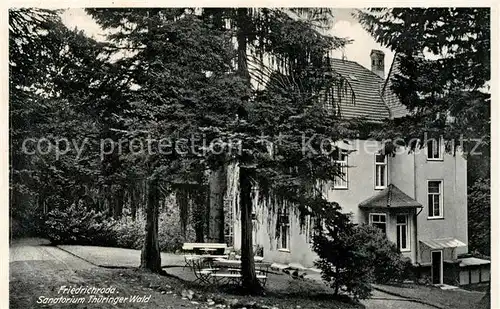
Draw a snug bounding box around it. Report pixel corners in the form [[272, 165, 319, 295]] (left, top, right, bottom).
[[427, 138, 443, 160], [428, 180, 443, 218], [333, 148, 348, 189], [396, 215, 410, 251], [369, 213, 386, 234], [306, 216, 317, 244], [277, 208, 290, 250], [375, 154, 387, 189]]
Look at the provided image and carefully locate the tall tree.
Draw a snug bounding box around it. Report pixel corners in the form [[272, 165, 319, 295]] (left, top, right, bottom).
[[198, 9, 352, 249], [10, 9, 58, 234], [356, 8, 490, 149], [198, 8, 354, 293], [87, 9, 356, 290], [87, 9, 248, 272], [9, 9, 120, 236]]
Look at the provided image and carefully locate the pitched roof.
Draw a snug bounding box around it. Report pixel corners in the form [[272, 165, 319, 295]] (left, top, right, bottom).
[[381, 54, 411, 118], [359, 184, 422, 209], [330, 58, 390, 122]]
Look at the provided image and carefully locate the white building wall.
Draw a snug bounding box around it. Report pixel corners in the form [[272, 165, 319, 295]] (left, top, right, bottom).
[[232, 139, 468, 267]]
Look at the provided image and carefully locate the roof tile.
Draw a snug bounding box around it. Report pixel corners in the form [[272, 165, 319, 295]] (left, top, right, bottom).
[[330, 58, 390, 121], [330, 57, 410, 121]]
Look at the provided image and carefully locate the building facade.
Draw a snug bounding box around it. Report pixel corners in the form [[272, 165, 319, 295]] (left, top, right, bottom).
[[228, 50, 469, 285]]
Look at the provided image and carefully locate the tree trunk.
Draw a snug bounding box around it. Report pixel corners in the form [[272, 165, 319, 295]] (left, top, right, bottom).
[[112, 186, 124, 219], [105, 186, 112, 217], [193, 189, 206, 243], [236, 8, 250, 82], [142, 179, 147, 212], [140, 177, 162, 273], [208, 167, 226, 243], [130, 186, 137, 221], [239, 168, 262, 293], [177, 188, 189, 237], [235, 8, 261, 294]]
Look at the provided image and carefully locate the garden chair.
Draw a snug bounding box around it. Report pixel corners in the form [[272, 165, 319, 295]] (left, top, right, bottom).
[[191, 257, 218, 285]]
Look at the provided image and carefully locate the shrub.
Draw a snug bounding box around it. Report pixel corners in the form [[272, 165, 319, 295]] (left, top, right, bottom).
[[107, 210, 193, 252], [158, 210, 194, 252], [313, 222, 413, 300], [10, 196, 45, 240], [400, 257, 416, 283], [44, 204, 116, 246], [113, 216, 144, 249], [468, 178, 490, 256], [43, 202, 195, 252], [313, 223, 375, 300], [352, 224, 412, 284]]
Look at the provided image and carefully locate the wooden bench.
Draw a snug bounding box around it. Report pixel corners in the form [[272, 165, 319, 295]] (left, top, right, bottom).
[[210, 272, 268, 286], [211, 259, 270, 286], [189, 256, 269, 286]]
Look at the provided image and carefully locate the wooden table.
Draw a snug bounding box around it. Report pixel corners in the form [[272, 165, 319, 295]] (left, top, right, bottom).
[[184, 254, 228, 269]]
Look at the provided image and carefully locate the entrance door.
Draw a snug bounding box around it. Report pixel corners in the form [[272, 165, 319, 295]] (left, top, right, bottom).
[[431, 250, 443, 285]]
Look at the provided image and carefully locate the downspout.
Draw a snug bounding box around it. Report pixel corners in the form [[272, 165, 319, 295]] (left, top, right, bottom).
[[414, 150, 422, 265]]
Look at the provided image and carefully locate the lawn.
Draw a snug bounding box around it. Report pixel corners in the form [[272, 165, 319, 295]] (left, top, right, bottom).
[[57, 245, 186, 267], [373, 283, 486, 309], [10, 261, 363, 309], [461, 282, 490, 293]]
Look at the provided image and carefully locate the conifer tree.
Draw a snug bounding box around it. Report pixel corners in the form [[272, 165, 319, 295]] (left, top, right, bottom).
[[88, 8, 356, 290]]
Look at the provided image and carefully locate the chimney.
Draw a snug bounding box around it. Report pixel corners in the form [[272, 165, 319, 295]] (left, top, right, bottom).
[[370, 49, 385, 79]]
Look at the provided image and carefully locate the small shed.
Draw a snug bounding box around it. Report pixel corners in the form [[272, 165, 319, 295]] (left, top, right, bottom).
[[459, 257, 490, 285]]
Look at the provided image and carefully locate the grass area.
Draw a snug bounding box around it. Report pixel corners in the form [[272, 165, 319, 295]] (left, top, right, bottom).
[[374, 283, 485, 309], [10, 261, 363, 309], [57, 245, 185, 267], [461, 282, 490, 293]]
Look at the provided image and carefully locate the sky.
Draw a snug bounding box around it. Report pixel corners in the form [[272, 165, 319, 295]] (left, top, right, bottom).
[[60, 8, 395, 77]]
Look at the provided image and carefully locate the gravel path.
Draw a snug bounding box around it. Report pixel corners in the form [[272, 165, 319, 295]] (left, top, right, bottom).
[[10, 238, 95, 271]]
